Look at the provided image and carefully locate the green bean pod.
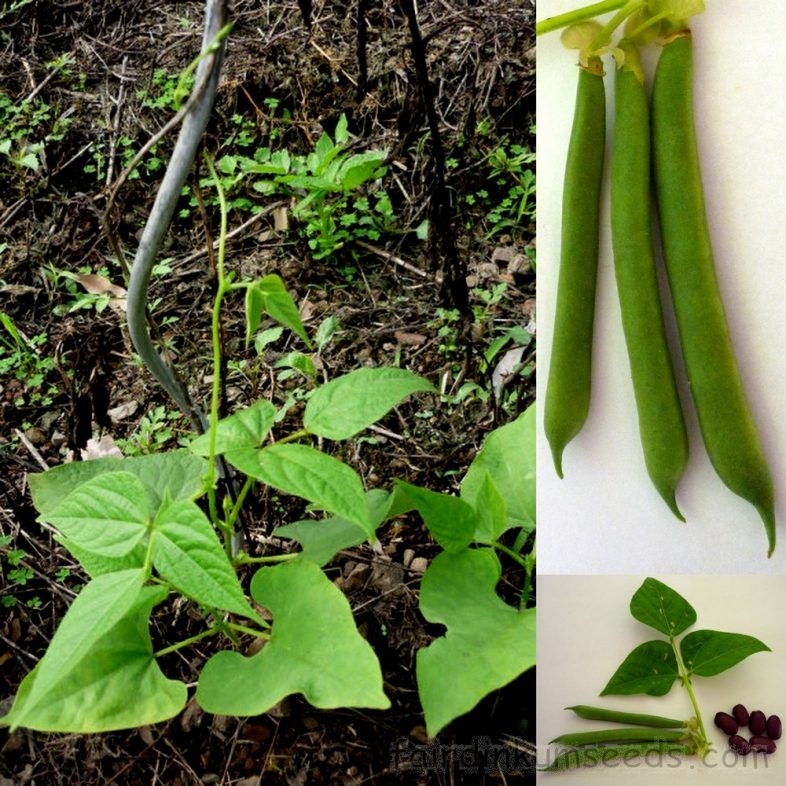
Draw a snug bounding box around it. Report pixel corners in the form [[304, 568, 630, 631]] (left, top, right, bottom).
[[544, 56, 606, 477], [542, 742, 694, 771], [651, 32, 776, 555], [611, 42, 689, 520], [550, 727, 687, 746], [566, 704, 685, 728]]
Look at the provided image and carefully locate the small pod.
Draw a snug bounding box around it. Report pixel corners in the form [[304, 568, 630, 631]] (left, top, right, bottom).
[[767, 714, 782, 740], [542, 742, 694, 772], [714, 712, 738, 736], [749, 710, 767, 736], [544, 56, 606, 477], [550, 727, 686, 746], [651, 31, 777, 555], [610, 40, 688, 520], [729, 735, 751, 755], [750, 735, 776, 754], [565, 705, 685, 729], [733, 704, 749, 726]]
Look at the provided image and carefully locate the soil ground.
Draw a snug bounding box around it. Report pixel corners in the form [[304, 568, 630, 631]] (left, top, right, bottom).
[[0, 1, 536, 782]]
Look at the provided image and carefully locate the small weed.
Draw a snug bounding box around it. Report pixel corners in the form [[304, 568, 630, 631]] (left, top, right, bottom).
[[0, 313, 57, 406], [115, 406, 187, 456]]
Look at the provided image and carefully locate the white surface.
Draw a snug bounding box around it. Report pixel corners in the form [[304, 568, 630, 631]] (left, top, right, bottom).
[[537, 575, 786, 781], [537, 1, 786, 573]]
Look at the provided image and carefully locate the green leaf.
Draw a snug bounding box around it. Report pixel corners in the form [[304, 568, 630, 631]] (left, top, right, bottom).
[[41, 472, 149, 557], [304, 367, 434, 440], [337, 151, 387, 190], [247, 274, 311, 347], [334, 114, 349, 145], [460, 405, 535, 534], [416, 548, 535, 736], [189, 400, 277, 475], [629, 578, 697, 637], [196, 559, 389, 714], [274, 516, 367, 567], [472, 474, 507, 543], [600, 641, 679, 697], [152, 498, 257, 619], [243, 443, 373, 536], [29, 450, 207, 518], [1, 571, 186, 732], [56, 536, 146, 578], [680, 630, 771, 678], [394, 481, 475, 553], [245, 283, 264, 345]]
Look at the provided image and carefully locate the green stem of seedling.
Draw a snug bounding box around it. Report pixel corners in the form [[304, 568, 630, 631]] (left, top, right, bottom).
[[235, 552, 298, 565], [154, 625, 221, 657], [536, 0, 629, 36], [203, 152, 232, 555], [670, 634, 709, 752], [276, 428, 310, 445], [492, 540, 528, 569], [226, 475, 254, 532], [226, 621, 271, 639], [174, 21, 234, 109]]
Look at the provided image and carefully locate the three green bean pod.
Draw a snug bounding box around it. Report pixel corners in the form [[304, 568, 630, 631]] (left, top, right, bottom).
[[545, 56, 606, 476], [651, 32, 777, 555], [566, 704, 686, 728], [543, 742, 694, 772], [611, 41, 689, 520]]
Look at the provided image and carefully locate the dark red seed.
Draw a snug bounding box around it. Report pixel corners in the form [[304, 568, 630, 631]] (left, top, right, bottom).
[[750, 735, 776, 754], [733, 704, 750, 726], [767, 715, 782, 740], [729, 735, 751, 755], [714, 711, 738, 736], [749, 710, 767, 735]]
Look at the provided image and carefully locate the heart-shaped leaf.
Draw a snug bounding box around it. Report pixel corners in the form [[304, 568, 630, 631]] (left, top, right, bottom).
[[196, 559, 389, 714], [1, 571, 186, 732], [416, 548, 535, 736]]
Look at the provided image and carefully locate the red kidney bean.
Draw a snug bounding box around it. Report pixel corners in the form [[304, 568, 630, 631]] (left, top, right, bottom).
[[749, 710, 767, 735], [750, 736, 776, 754], [714, 711, 738, 736], [767, 715, 782, 740], [729, 735, 751, 755], [733, 704, 749, 726]]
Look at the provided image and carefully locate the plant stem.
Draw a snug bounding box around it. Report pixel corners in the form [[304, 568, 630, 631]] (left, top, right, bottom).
[[590, 0, 646, 48], [235, 552, 298, 565], [226, 621, 271, 638], [536, 0, 629, 36], [203, 152, 231, 555], [275, 428, 309, 445], [492, 539, 528, 569], [670, 635, 708, 751], [226, 475, 254, 532], [154, 625, 221, 657]]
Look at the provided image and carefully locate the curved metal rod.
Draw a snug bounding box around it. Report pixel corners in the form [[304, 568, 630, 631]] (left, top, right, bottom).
[[126, 0, 228, 429]]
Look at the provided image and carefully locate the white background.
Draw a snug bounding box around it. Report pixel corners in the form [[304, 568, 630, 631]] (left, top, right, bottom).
[[537, 575, 786, 781], [537, 1, 786, 573]]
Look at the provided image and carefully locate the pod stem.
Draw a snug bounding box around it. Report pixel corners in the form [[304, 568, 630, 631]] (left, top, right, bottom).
[[589, 0, 647, 49], [537, 0, 630, 36]]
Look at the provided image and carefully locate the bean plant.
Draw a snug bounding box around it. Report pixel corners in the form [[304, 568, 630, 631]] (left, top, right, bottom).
[[543, 578, 770, 771], [0, 155, 535, 737]]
